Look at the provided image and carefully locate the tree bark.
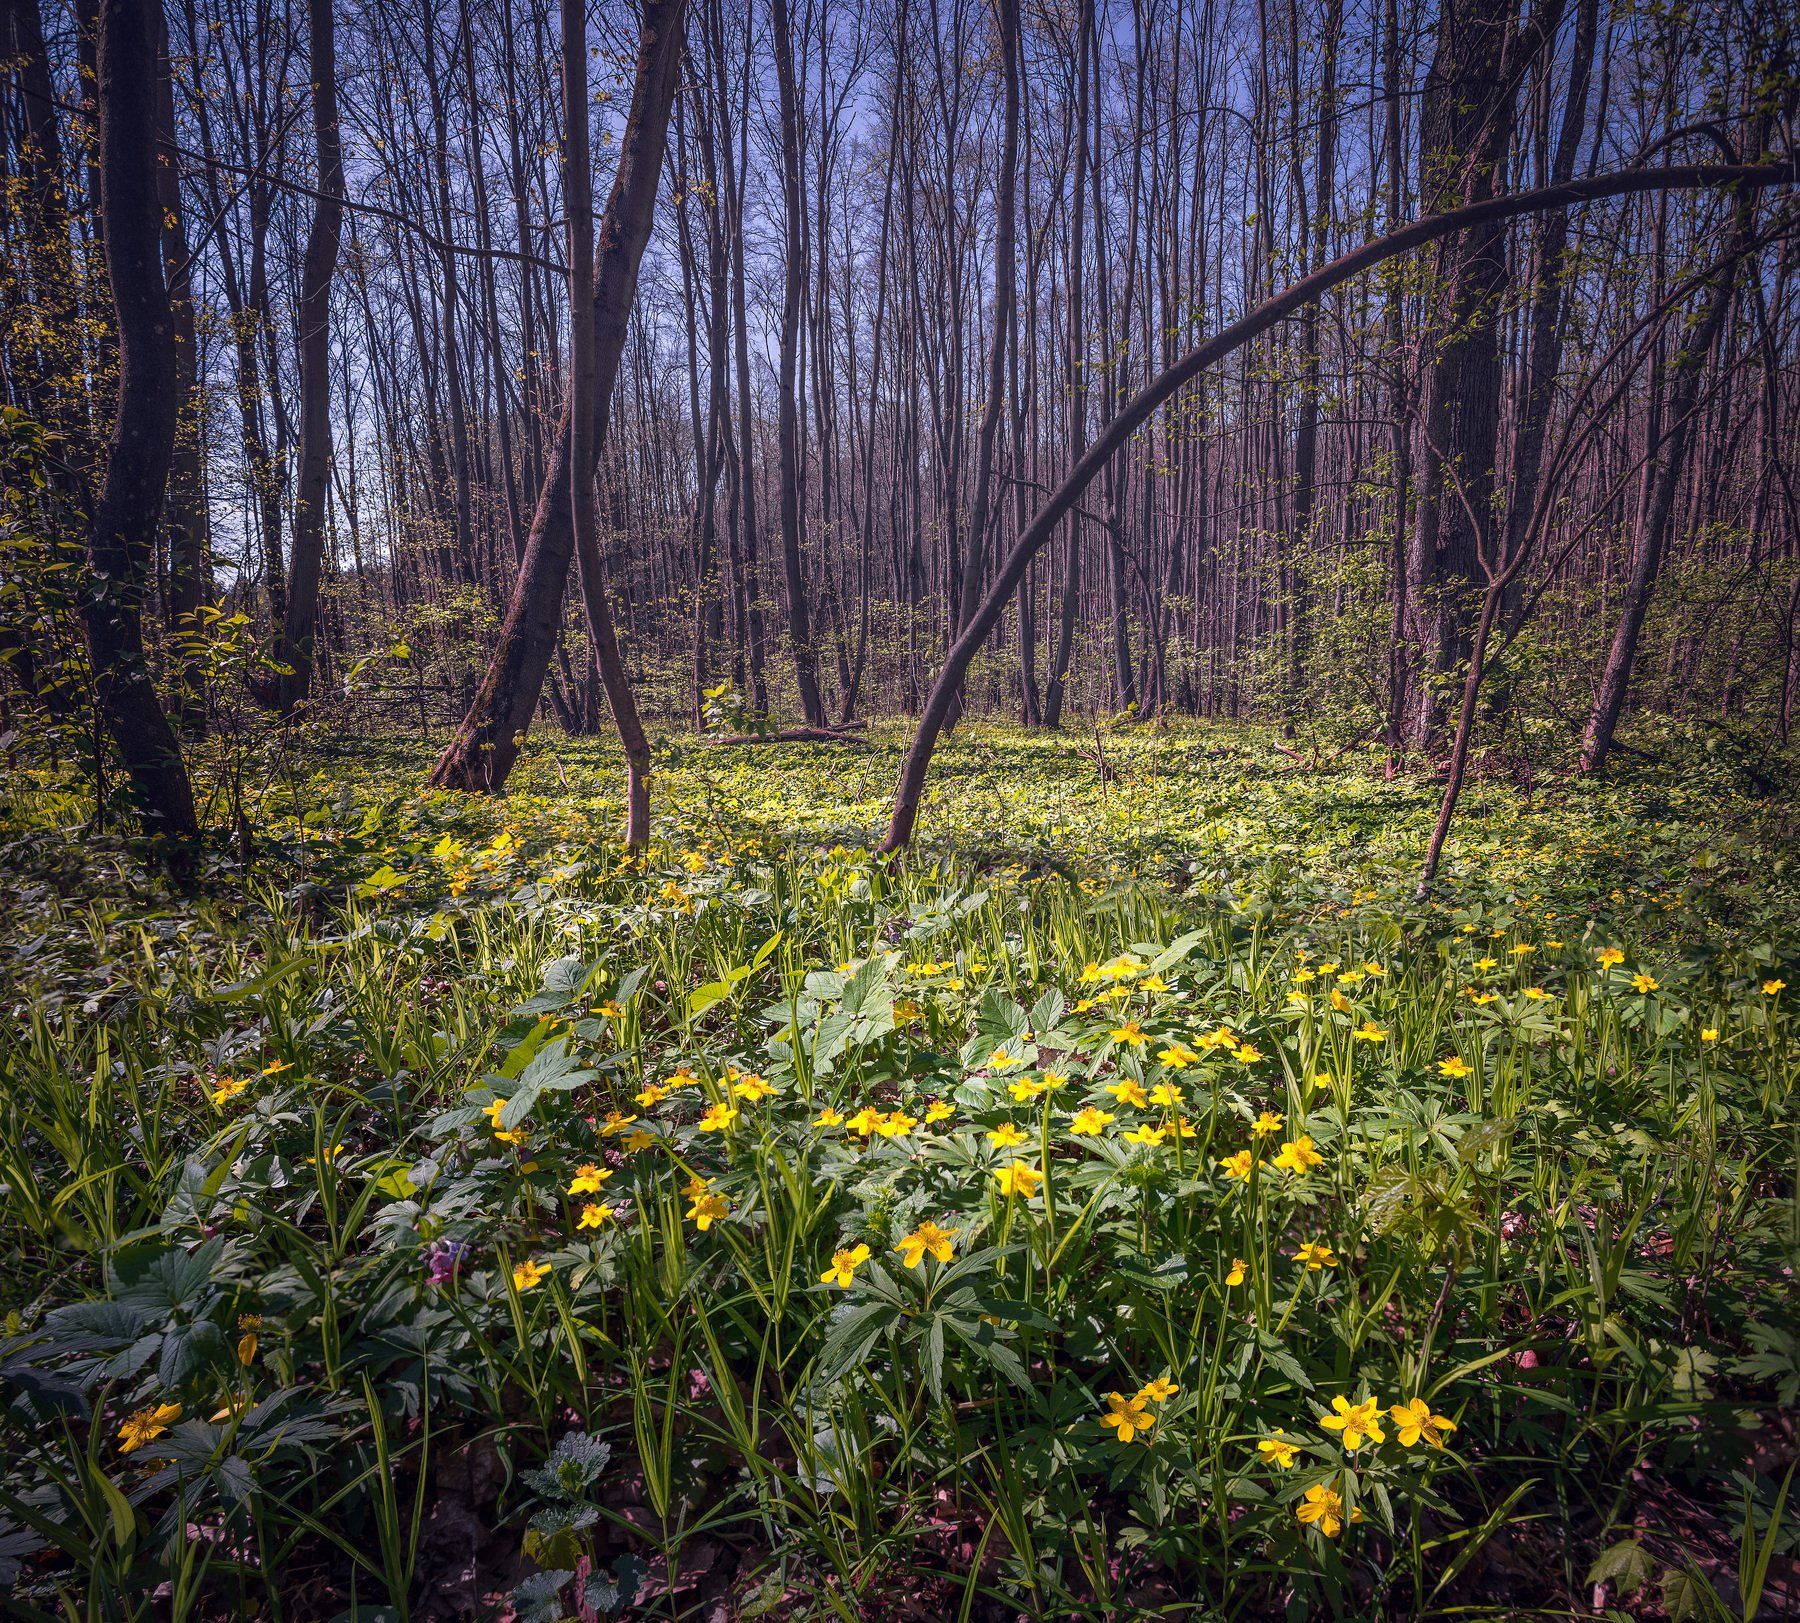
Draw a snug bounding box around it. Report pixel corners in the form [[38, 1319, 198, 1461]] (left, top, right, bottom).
[[431, 0, 687, 793], [1580, 197, 1754, 773], [85, 0, 198, 855], [770, 0, 827, 725], [564, 0, 651, 845], [273, 0, 345, 713]]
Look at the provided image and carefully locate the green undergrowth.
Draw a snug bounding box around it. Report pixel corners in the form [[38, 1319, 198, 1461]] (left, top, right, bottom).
[[0, 722, 1795, 1620]]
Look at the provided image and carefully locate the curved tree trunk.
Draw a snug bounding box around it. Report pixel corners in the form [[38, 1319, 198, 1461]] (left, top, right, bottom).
[[879, 157, 1798, 853], [430, 0, 687, 793], [85, 0, 198, 856]]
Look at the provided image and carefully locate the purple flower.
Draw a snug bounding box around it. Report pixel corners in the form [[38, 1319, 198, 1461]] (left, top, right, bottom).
[[426, 1239, 470, 1286]]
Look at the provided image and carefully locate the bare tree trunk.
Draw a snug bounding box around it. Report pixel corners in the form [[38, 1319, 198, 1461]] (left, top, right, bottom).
[[273, 0, 345, 712], [153, 9, 209, 733], [1042, 0, 1091, 731], [771, 0, 827, 725], [431, 0, 686, 793], [85, 0, 198, 856], [564, 0, 650, 844], [879, 158, 1798, 853], [1581, 201, 1752, 772], [952, 0, 1020, 672]]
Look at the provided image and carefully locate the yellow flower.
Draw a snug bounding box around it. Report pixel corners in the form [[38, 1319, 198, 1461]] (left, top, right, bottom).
[[820, 1242, 871, 1288], [1069, 1107, 1115, 1136], [1363, 962, 1385, 977], [732, 1073, 777, 1101], [1157, 1041, 1198, 1068], [1468, 990, 1498, 1006], [592, 999, 625, 1020], [687, 1189, 729, 1230], [1296, 1482, 1345, 1537], [697, 1101, 739, 1132], [1233, 1043, 1263, 1064], [569, 1164, 611, 1195], [1329, 988, 1353, 1012], [1219, 1149, 1253, 1180], [1764, 979, 1786, 996], [118, 1402, 182, 1454], [1136, 1376, 1178, 1404], [261, 1060, 291, 1077], [512, 1257, 551, 1292], [1008, 1077, 1047, 1101], [1273, 1136, 1323, 1175], [1512, 944, 1537, 957], [988, 1122, 1027, 1149], [1109, 1021, 1147, 1047], [482, 1098, 511, 1130], [235, 1315, 260, 1366], [600, 1110, 638, 1137], [577, 1202, 614, 1229], [1225, 1258, 1247, 1287], [895, 1220, 957, 1268], [1522, 986, 1552, 1000], [622, 1129, 655, 1153], [1319, 1394, 1385, 1451], [1168, 1114, 1198, 1139], [1251, 1110, 1283, 1138], [846, 1105, 883, 1136], [1389, 1397, 1456, 1449], [1353, 1021, 1387, 1042], [1294, 1241, 1338, 1270], [1040, 1070, 1069, 1091], [1596, 947, 1625, 969], [635, 1082, 672, 1108], [1148, 1081, 1185, 1108], [1631, 972, 1658, 994], [1474, 957, 1498, 972], [1437, 1055, 1472, 1078], [1257, 1436, 1298, 1469], [1122, 1124, 1166, 1147], [925, 1101, 954, 1124], [210, 1077, 248, 1107], [875, 1111, 917, 1138], [1106, 1079, 1150, 1108], [1098, 1391, 1154, 1444], [993, 1162, 1043, 1198], [1700, 1028, 1719, 1043], [815, 1106, 846, 1128], [987, 1048, 1024, 1071], [893, 997, 923, 1023]]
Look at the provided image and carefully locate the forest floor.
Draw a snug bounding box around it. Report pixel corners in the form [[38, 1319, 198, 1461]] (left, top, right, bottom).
[[1, 721, 1797, 1620]]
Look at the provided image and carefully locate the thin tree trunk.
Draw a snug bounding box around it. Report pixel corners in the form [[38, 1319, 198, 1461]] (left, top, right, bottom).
[[273, 0, 345, 712], [564, 0, 650, 845], [771, 0, 827, 725], [431, 0, 686, 793]]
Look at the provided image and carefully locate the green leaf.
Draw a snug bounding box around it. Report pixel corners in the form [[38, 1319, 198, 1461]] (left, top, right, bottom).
[[1586, 1540, 1654, 1598]]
